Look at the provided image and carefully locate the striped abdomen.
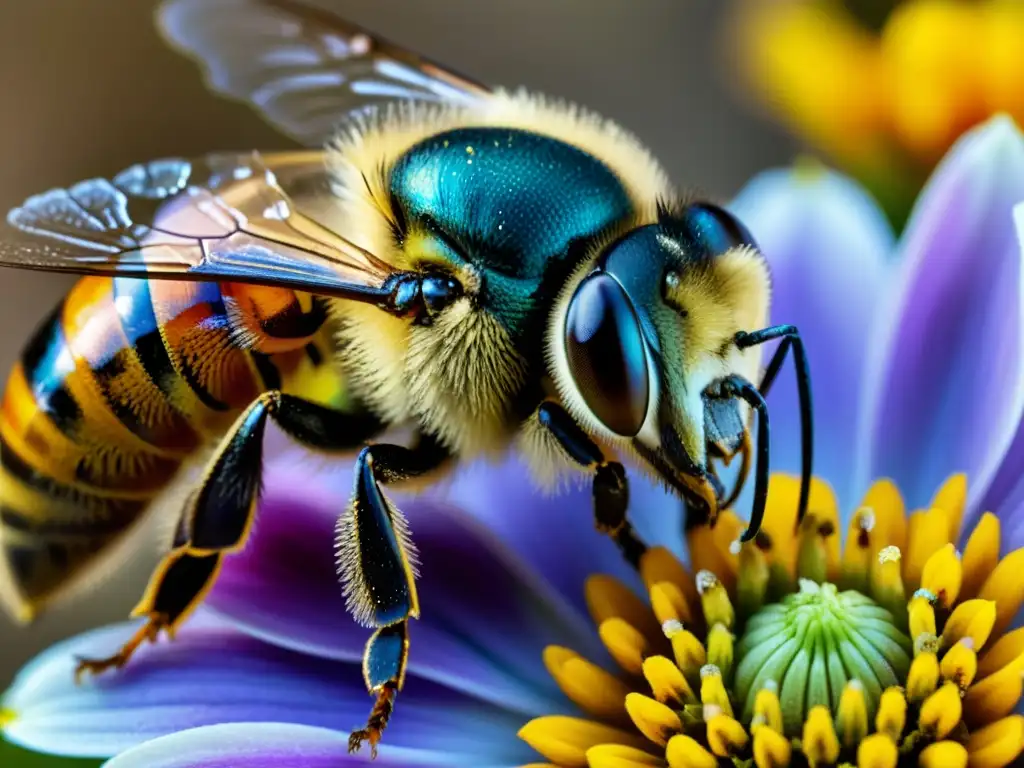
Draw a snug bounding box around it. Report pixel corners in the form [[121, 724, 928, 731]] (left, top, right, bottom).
[[0, 276, 333, 620]]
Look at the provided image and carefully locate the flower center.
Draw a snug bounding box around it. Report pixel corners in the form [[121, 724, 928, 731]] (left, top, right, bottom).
[[519, 474, 1024, 768], [734, 579, 912, 736]]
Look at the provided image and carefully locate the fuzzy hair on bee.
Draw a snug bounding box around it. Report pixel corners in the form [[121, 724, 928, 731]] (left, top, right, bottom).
[[0, 1, 814, 758]]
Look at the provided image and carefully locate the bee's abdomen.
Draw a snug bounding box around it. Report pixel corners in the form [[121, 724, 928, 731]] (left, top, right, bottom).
[[0, 276, 296, 617]]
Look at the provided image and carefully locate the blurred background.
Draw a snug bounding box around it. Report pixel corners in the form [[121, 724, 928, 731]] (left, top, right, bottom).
[[0, 0, 797, 697]]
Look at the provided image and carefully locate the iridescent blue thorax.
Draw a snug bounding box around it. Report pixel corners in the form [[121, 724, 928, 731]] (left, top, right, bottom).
[[389, 127, 634, 342]]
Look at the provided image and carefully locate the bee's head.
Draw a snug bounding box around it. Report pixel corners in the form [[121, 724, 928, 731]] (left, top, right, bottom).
[[550, 201, 770, 512]]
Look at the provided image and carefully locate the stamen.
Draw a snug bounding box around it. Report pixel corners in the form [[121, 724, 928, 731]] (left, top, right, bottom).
[[642, 655, 694, 706], [836, 680, 869, 748], [752, 726, 791, 767], [871, 545, 907, 628], [796, 513, 829, 583], [839, 506, 876, 593], [919, 741, 969, 768], [668, 626, 706, 679], [939, 638, 977, 691], [919, 682, 962, 739], [704, 713, 748, 758], [906, 650, 940, 703], [752, 682, 783, 734], [665, 734, 717, 768], [875, 686, 907, 742], [624, 692, 682, 746], [802, 706, 839, 766], [696, 570, 734, 629], [706, 623, 734, 683], [943, 598, 996, 648], [906, 508, 949, 591], [735, 540, 770, 620], [857, 733, 898, 768], [908, 591, 937, 641], [699, 664, 733, 718], [650, 581, 693, 626], [921, 543, 962, 610]]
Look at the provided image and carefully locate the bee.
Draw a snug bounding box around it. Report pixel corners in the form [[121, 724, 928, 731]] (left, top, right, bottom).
[[0, 0, 813, 756]]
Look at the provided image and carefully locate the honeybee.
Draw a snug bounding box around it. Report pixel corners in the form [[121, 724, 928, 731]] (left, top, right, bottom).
[[0, 0, 813, 756]]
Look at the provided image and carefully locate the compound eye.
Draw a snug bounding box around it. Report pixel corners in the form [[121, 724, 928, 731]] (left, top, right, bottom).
[[683, 202, 757, 259], [564, 272, 650, 437]]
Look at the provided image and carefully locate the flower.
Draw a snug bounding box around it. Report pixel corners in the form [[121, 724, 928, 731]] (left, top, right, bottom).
[[3, 114, 1024, 767], [520, 473, 1024, 768], [728, 0, 1024, 224]]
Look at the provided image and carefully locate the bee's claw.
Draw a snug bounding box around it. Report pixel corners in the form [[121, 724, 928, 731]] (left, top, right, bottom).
[[71, 614, 167, 685], [347, 728, 381, 758]]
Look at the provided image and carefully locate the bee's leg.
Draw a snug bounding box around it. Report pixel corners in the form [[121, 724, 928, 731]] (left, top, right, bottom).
[[75, 392, 382, 681], [536, 401, 647, 568], [338, 437, 449, 757], [735, 325, 813, 526]]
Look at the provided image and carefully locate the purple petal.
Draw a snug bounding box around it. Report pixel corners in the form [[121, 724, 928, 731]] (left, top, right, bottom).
[[2, 614, 527, 761], [728, 167, 894, 515], [980, 204, 1024, 547], [103, 723, 519, 768], [859, 117, 1024, 517], [207, 466, 601, 716], [440, 454, 676, 613]]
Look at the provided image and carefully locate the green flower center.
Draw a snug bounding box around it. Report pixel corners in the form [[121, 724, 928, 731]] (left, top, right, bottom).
[[734, 579, 913, 736]]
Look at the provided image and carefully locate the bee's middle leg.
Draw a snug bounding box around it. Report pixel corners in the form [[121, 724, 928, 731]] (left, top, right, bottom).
[[536, 401, 647, 568], [337, 436, 449, 758], [75, 392, 381, 681]]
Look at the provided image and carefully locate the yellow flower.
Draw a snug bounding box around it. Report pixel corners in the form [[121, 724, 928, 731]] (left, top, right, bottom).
[[518, 474, 1024, 768], [730, 0, 1024, 212]]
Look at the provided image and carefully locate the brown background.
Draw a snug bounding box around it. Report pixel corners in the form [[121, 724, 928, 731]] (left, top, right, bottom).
[[0, 0, 796, 686]]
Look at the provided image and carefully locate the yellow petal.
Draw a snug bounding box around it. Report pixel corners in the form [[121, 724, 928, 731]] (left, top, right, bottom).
[[705, 714, 749, 758], [585, 744, 665, 768], [930, 473, 967, 541], [964, 653, 1024, 729], [856, 733, 897, 768], [650, 581, 694, 628], [802, 706, 839, 766], [940, 638, 978, 691], [920, 543, 962, 610], [624, 693, 682, 747], [978, 547, 1024, 637], [961, 512, 1000, 600], [518, 716, 649, 768], [905, 508, 949, 592], [587, 575, 662, 644], [919, 682, 961, 739], [643, 655, 695, 706], [665, 734, 716, 768], [943, 599, 997, 650], [543, 646, 632, 722], [840, 505, 878, 593], [978, 627, 1024, 679], [860, 478, 906, 552], [687, 515, 739, 595], [918, 741, 967, 768], [966, 715, 1024, 768], [752, 726, 791, 768], [640, 547, 700, 625], [875, 686, 907, 742], [599, 618, 648, 675]]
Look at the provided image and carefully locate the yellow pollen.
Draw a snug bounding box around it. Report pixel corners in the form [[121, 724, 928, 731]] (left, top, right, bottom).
[[521, 473, 1024, 768], [0, 708, 14, 728]]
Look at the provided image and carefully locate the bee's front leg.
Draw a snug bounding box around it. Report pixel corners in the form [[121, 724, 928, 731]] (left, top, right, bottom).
[[337, 437, 449, 758], [536, 401, 647, 568]]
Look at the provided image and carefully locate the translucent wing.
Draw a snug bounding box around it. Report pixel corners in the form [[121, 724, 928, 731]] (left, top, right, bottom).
[[158, 0, 492, 147], [0, 151, 397, 301]]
